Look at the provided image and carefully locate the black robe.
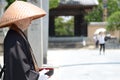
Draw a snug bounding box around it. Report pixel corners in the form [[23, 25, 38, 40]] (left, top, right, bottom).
[[3, 29, 39, 80]]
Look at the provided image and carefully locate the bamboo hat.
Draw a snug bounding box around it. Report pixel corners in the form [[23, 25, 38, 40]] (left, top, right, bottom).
[[0, 1, 46, 28]]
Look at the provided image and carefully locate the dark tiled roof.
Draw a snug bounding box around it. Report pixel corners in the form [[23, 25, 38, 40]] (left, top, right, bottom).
[[59, 0, 99, 6]]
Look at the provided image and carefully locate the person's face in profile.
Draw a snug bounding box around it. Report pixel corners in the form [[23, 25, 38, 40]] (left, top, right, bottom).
[[14, 18, 32, 31]]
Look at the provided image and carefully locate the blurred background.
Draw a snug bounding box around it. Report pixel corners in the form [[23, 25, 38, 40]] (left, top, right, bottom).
[[1, 0, 120, 80]]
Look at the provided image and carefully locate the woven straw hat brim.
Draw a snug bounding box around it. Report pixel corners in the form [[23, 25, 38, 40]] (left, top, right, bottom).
[[0, 1, 46, 28]]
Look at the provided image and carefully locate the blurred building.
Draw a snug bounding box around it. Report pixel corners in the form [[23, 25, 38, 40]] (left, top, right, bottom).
[[49, 0, 99, 48], [49, 0, 98, 37]]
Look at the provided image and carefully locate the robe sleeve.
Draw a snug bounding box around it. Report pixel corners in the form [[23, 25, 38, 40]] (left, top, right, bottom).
[[10, 41, 39, 80]]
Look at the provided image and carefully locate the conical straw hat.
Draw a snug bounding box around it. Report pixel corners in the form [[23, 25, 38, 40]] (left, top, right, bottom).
[[0, 1, 46, 28]]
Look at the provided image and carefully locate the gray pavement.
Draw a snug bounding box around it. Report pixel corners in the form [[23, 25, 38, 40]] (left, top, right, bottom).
[[1, 48, 120, 80], [47, 48, 120, 80]]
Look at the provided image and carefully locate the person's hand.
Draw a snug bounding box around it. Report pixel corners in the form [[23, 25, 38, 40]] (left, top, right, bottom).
[[39, 68, 54, 77], [38, 69, 49, 80], [38, 74, 49, 80]]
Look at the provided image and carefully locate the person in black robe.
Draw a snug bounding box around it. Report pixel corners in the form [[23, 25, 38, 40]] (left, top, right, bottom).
[[4, 24, 39, 80], [0, 1, 50, 80]]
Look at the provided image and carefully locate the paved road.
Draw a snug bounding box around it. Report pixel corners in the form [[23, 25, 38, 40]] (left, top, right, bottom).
[[1, 48, 120, 80], [47, 48, 120, 80]]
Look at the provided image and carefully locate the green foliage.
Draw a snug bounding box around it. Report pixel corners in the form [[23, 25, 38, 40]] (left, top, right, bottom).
[[49, 0, 59, 9], [107, 11, 120, 42], [85, 0, 103, 22], [107, 0, 120, 16], [107, 11, 120, 31], [85, 0, 120, 22], [85, 5, 103, 22], [55, 16, 74, 36], [86, 0, 103, 22]]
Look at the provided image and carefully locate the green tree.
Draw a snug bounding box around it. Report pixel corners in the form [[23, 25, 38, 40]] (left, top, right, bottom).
[[55, 16, 74, 36], [64, 17, 74, 36], [85, 0, 103, 22], [107, 11, 120, 41], [49, 0, 59, 9], [107, 0, 120, 17], [85, 0, 120, 22]]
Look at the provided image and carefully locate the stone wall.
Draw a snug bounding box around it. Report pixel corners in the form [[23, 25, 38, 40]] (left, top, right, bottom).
[[87, 22, 120, 45]]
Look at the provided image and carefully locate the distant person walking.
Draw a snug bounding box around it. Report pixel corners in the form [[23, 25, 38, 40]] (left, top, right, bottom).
[[98, 32, 106, 55]]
